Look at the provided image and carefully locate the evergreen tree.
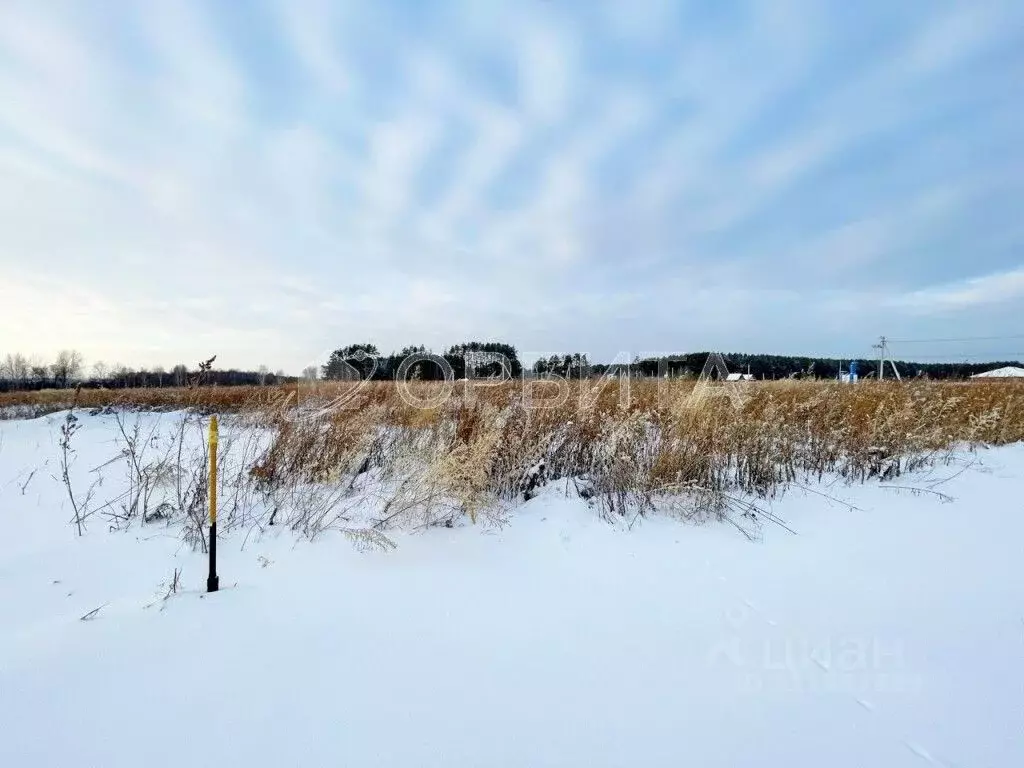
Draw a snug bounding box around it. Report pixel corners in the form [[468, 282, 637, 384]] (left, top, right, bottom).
[[323, 344, 379, 380]]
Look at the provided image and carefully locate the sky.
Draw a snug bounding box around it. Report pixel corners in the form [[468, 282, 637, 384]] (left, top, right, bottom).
[[0, 0, 1022, 374]]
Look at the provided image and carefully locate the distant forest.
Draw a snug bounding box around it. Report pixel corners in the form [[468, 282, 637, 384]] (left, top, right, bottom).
[[318, 344, 1020, 382], [0, 351, 290, 393], [627, 352, 1024, 381], [1, 344, 1020, 393]]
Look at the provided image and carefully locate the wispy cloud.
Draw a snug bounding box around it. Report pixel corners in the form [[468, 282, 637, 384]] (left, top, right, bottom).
[[274, 0, 352, 96], [892, 266, 1024, 313], [0, 0, 1021, 370]]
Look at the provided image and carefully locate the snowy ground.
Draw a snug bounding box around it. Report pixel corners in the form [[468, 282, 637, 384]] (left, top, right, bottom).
[[1, 412, 1022, 767]]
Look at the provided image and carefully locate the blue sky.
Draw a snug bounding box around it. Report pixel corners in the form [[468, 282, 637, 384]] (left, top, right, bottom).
[[0, 0, 1022, 372]]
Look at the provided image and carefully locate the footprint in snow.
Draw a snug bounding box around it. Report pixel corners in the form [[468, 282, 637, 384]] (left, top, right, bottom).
[[855, 698, 874, 712]]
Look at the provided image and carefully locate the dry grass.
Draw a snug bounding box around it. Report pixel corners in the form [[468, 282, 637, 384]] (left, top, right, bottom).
[[17, 378, 1024, 540], [247, 378, 1024, 531], [0, 384, 289, 417]]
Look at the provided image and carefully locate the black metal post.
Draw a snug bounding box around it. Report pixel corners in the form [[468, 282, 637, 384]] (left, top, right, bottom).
[[207, 414, 220, 593], [207, 522, 219, 592]]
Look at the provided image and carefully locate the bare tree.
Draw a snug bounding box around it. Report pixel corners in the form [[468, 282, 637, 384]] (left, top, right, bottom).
[[257, 364, 270, 386], [92, 361, 109, 381], [1, 353, 30, 384], [51, 350, 84, 388], [14, 353, 29, 382], [172, 364, 187, 387], [112, 364, 132, 388], [301, 365, 318, 381], [153, 365, 165, 387]]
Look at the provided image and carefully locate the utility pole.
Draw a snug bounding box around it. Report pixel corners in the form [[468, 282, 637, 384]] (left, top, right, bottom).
[[870, 336, 903, 381], [873, 336, 887, 381]]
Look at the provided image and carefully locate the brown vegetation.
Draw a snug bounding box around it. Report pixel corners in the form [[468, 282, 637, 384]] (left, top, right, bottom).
[[251, 378, 1024, 530], [17, 378, 1024, 540]]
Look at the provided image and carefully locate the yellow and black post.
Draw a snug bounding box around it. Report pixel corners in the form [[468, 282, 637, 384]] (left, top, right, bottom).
[[207, 414, 219, 593]]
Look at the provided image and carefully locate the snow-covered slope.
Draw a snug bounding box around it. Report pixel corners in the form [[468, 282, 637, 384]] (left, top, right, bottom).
[[1, 412, 1022, 767]]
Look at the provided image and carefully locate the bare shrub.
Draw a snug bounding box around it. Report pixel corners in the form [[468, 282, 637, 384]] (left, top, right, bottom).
[[58, 390, 99, 536], [47, 378, 1024, 544]]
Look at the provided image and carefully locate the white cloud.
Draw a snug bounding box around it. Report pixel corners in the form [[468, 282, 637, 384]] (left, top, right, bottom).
[[481, 87, 654, 272], [900, 3, 1013, 78], [421, 101, 524, 248], [360, 113, 442, 230], [514, 16, 577, 123], [0, 0, 1020, 368], [783, 183, 973, 275], [892, 267, 1024, 313], [0, 7, 132, 187], [635, 1, 1014, 240], [274, 0, 352, 95], [600, 0, 678, 46]]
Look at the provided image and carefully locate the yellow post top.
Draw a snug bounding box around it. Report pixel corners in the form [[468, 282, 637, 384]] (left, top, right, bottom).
[[209, 414, 219, 445]]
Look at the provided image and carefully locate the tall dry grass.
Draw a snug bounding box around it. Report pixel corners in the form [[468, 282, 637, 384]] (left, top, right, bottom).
[[247, 378, 1024, 535], [0, 384, 290, 419], [24, 378, 1024, 542]]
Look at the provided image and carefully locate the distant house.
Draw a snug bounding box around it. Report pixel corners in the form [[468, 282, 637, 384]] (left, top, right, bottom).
[[970, 366, 1024, 379]]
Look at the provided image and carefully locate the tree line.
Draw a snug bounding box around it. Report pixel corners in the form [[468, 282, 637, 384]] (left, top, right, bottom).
[[320, 345, 1020, 381], [629, 352, 1023, 381], [3, 344, 1019, 392], [0, 350, 292, 392], [321, 342, 525, 381]]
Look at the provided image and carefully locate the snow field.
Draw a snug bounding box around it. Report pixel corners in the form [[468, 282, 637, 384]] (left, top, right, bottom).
[[1, 411, 1022, 767]]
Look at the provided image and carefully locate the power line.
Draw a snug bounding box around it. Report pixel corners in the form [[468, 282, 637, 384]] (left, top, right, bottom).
[[872, 336, 901, 380], [863, 335, 1022, 374], [885, 352, 1024, 361], [858, 348, 1021, 360], [887, 334, 1024, 344]]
